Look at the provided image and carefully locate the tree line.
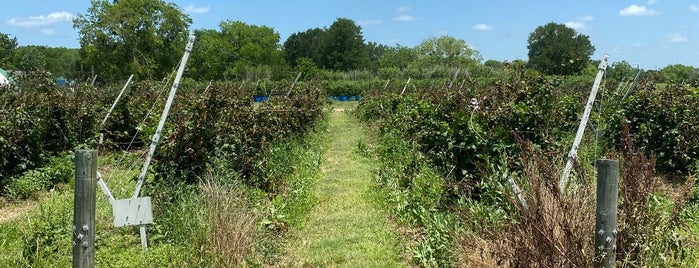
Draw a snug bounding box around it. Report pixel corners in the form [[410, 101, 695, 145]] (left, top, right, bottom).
[[1, 0, 698, 85]]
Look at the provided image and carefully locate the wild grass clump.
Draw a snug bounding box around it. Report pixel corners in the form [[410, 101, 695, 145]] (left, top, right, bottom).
[[201, 176, 258, 267]]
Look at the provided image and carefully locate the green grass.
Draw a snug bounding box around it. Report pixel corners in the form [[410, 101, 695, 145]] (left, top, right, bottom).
[[279, 101, 408, 267]]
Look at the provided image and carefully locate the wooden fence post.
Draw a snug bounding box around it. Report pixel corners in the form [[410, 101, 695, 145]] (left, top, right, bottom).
[[73, 150, 97, 268], [595, 159, 619, 268]]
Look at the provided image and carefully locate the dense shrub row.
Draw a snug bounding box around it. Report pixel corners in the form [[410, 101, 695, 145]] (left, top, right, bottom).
[[153, 82, 323, 192], [0, 71, 101, 192], [357, 68, 699, 265], [0, 73, 324, 198]]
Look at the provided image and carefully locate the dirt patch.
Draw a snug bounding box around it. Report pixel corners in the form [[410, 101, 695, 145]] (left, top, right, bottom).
[[0, 200, 38, 223], [332, 108, 345, 112]]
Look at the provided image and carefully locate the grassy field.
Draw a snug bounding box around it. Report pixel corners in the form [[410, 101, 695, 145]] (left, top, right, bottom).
[[277, 101, 408, 267]]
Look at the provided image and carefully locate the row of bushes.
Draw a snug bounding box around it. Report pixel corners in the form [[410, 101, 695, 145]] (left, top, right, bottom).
[[356, 68, 699, 266], [0, 70, 324, 198]]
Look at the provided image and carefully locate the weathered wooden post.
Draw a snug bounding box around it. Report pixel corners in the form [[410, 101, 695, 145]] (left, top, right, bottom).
[[73, 150, 97, 268], [595, 159, 619, 268]]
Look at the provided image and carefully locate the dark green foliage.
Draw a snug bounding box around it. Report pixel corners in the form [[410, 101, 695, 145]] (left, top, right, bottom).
[[322, 18, 370, 70], [152, 82, 323, 192], [4, 154, 74, 200], [283, 18, 369, 71], [0, 71, 100, 190], [189, 21, 287, 81], [619, 81, 699, 175], [283, 28, 327, 68], [12, 46, 80, 78], [527, 22, 595, 75], [0, 32, 18, 69], [73, 0, 192, 81]]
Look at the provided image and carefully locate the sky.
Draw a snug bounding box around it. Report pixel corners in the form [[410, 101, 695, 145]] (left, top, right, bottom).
[[1, 0, 698, 70]]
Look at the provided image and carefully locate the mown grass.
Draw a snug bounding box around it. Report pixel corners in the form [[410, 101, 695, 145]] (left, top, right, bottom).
[[278, 101, 408, 267]]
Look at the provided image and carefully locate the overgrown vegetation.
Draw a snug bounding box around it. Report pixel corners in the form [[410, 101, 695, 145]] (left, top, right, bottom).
[[0, 72, 325, 266], [357, 66, 699, 266]]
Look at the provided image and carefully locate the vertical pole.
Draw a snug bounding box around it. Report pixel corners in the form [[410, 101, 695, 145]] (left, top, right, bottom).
[[73, 150, 97, 268], [595, 159, 618, 268], [559, 55, 609, 193]]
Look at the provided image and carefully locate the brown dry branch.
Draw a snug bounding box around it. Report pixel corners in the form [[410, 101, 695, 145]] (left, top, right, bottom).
[[458, 135, 595, 267], [616, 120, 660, 263]]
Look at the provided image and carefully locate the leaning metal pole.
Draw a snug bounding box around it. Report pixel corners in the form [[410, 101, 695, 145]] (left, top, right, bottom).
[[559, 55, 609, 194], [133, 32, 195, 198]]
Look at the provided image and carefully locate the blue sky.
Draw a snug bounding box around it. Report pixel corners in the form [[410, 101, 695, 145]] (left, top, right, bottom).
[[1, 0, 698, 69]]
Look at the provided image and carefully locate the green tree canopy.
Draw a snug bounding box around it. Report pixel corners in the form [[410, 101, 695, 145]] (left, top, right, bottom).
[[13, 46, 80, 77], [73, 0, 191, 82], [607, 60, 640, 83], [0, 32, 18, 69], [379, 45, 418, 70], [527, 22, 594, 75], [366, 41, 389, 71], [322, 18, 369, 70], [484, 59, 504, 69], [415, 36, 481, 67], [283, 28, 326, 68], [19, 47, 47, 71], [189, 21, 285, 81], [660, 64, 698, 83]]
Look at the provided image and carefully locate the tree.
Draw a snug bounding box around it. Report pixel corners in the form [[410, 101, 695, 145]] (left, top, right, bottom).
[[366, 41, 389, 71], [19, 47, 47, 71], [283, 28, 326, 68], [527, 22, 594, 75], [484, 59, 503, 69], [660, 64, 697, 83], [379, 45, 418, 69], [189, 21, 285, 81], [607, 60, 639, 83], [73, 0, 191, 82], [0, 32, 18, 69], [322, 18, 369, 70], [415, 36, 481, 67], [13, 46, 80, 77]]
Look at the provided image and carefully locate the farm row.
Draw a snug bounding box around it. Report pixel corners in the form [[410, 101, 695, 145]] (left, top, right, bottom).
[[356, 68, 699, 266]]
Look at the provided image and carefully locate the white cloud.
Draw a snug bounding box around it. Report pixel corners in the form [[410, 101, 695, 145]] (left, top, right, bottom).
[[358, 19, 382, 26], [647, 0, 658, 5], [396, 6, 412, 12], [619, 5, 658, 16], [667, 33, 688, 43], [633, 43, 643, 47], [565, 21, 586, 30], [184, 4, 210, 14], [472, 23, 494, 30], [690, 4, 698, 12], [565, 16, 594, 31], [40, 29, 56, 35], [393, 15, 415, 21], [7, 11, 73, 27]]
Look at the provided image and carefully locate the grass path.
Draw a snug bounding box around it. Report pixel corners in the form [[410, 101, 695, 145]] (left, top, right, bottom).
[[278, 102, 407, 267]]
